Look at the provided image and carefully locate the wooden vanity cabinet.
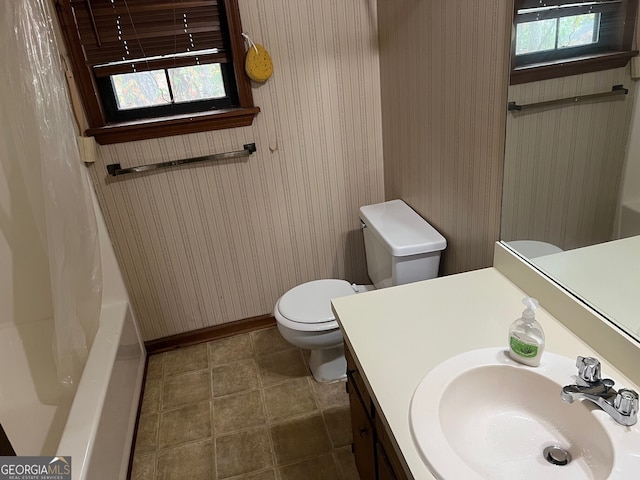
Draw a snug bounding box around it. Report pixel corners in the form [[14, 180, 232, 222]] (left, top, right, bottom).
[[348, 380, 376, 479], [346, 345, 410, 480]]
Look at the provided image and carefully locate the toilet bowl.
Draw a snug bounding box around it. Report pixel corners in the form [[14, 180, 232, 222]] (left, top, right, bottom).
[[274, 200, 447, 382], [507, 240, 563, 259], [274, 279, 357, 382], [620, 199, 640, 238]]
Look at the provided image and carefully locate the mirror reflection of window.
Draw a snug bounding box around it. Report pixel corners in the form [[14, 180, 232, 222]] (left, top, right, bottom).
[[510, 0, 638, 85], [516, 13, 600, 55]]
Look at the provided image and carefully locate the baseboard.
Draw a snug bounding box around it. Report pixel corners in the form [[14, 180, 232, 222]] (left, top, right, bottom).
[[144, 314, 276, 354]]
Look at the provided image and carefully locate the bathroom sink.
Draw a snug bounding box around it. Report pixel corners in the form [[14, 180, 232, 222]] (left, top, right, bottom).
[[409, 348, 640, 479]]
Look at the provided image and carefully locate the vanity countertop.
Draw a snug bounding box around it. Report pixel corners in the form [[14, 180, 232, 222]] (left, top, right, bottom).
[[331, 267, 638, 480]]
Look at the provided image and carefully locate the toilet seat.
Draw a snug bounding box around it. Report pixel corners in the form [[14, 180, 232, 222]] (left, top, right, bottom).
[[275, 279, 356, 332]]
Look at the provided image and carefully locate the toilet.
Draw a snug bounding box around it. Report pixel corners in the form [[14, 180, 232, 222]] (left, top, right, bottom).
[[620, 199, 640, 238], [274, 199, 447, 382], [506, 240, 563, 259]]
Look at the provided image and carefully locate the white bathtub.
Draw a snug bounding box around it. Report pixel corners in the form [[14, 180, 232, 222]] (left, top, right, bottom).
[[0, 189, 146, 480], [0, 304, 144, 479], [57, 301, 145, 480]]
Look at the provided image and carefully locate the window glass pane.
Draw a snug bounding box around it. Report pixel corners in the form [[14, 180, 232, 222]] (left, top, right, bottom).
[[168, 64, 227, 103], [558, 13, 599, 49], [111, 70, 171, 110], [516, 19, 557, 55]]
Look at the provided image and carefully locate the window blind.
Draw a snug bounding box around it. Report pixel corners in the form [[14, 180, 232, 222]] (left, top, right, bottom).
[[516, 0, 623, 23], [66, 0, 230, 76], [518, 0, 622, 9]]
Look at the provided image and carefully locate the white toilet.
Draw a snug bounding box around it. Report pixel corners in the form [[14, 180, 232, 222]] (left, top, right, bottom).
[[506, 240, 563, 258], [274, 199, 447, 382]]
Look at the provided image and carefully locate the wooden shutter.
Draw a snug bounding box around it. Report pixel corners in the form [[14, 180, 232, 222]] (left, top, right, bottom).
[[64, 0, 230, 76]]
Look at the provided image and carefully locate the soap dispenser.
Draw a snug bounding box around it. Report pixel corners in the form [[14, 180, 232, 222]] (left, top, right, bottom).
[[508, 297, 545, 367]]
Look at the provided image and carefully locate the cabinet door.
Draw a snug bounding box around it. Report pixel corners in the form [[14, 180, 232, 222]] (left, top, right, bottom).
[[376, 442, 397, 480], [375, 414, 409, 480], [349, 388, 376, 480], [346, 345, 373, 416]]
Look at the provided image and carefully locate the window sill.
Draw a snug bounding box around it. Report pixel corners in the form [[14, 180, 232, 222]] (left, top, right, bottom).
[[86, 107, 261, 145], [510, 51, 639, 85]]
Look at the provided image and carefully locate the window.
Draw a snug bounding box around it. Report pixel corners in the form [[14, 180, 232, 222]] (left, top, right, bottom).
[[511, 0, 639, 85], [55, 0, 259, 144]]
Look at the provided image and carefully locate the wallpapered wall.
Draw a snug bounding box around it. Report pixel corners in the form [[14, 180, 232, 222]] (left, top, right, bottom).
[[377, 0, 512, 275], [502, 67, 636, 250], [90, 0, 384, 340]]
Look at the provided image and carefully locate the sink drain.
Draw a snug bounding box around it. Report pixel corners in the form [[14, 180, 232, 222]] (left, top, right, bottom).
[[543, 446, 572, 466]]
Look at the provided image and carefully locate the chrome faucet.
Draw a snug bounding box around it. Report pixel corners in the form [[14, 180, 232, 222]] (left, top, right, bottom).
[[561, 356, 639, 426]]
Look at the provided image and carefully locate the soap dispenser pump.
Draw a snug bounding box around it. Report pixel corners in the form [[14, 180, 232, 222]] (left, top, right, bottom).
[[508, 297, 545, 367]]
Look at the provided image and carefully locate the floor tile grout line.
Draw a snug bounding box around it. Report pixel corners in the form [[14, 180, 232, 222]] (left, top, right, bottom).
[[206, 337, 224, 479], [154, 352, 166, 479], [250, 331, 280, 477], [152, 436, 214, 453], [210, 399, 219, 480]]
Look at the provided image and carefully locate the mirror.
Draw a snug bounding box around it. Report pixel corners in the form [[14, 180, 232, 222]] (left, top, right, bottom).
[[500, 65, 640, 341]]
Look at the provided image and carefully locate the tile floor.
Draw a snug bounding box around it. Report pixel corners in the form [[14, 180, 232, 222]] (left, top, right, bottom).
[[130, 326, 359, 480]]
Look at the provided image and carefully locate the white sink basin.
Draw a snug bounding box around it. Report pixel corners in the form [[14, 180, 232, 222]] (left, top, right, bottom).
[[410, 348, 640, 479]]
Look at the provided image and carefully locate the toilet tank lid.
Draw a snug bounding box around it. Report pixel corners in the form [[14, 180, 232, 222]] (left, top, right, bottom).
[[360, 200, 446, 256]]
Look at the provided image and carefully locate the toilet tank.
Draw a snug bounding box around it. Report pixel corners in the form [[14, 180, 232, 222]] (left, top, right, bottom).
[[359, 200, 446, 289]]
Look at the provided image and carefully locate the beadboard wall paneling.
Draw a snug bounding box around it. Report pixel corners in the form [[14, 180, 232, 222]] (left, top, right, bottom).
[[89, 0, 384, 341], [621, 82, 640, 207], [377, 0, 511, 275], [502, 67, 636, 250]]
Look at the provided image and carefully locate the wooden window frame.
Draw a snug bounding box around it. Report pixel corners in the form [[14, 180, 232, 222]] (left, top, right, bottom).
[[510, 0, 639, 85], [55, 0, 259, 145]]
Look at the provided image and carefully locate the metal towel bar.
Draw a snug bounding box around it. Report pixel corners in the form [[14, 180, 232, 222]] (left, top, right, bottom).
[[106, 143, 257, 177], [508, 85, 628, 112]]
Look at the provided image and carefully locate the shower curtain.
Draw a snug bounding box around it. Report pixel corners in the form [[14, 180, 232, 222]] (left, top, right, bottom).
[[1, 0, 102, 388]]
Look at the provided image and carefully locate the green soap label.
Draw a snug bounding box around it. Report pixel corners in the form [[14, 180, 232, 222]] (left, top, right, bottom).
[[510, 336, 538, 358]]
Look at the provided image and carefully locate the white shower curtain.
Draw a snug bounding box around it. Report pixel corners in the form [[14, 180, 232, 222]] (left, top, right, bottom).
[[1, 0, 102, 388]]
